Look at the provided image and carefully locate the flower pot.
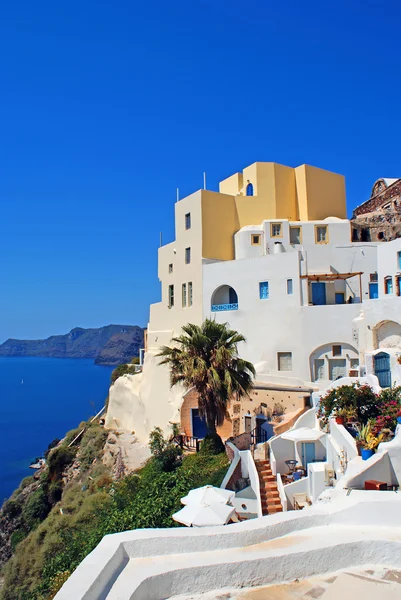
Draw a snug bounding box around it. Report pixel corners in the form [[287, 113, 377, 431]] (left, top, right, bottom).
[[335, 416, 345, 425], [356, 441, 362, 456], [397, 417, 401, 424], [361, 448, 374, 461]]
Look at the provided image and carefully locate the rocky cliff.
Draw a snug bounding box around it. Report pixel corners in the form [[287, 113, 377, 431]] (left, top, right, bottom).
[[0, 325, 144, 366]]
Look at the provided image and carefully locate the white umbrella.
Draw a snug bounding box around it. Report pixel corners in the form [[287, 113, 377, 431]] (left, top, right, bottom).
[[281, 427, 325, 442], [172, 502, 235, 527], [180, 485, 235, 507]]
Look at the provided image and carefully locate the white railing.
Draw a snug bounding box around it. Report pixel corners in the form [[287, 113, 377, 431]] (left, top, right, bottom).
[[276, 473, 287, 512]]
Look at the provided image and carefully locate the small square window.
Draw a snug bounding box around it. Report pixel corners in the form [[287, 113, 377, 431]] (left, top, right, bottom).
[[188, 282, 193, 306], [259, 281, 269, 299], [278, 352, 292, 371], [185, 247, 191, 264], [315, 225, 328, 243], [251, 234, 261, 245], [287, 279, 293, 295], [332, 345, 342, 357], [169, 263, 173, 274], [185, 213, 191, 230], [168, 284, 174, 308], [290, 227, 301, 244], [271, 223, 282, 237]]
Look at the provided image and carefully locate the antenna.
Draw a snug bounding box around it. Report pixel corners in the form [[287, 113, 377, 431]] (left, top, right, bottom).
[[176, 188, 179, 202], [203, 172, 207, 190]]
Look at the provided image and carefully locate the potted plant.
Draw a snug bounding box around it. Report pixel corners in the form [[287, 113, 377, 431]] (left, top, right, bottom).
[[334, 408, 347, 425], [357, 422, 383, 460], [345, 407, 357, 424]]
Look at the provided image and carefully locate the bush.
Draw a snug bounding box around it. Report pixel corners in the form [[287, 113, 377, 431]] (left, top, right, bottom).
[[10, 528, 28, 552], [2, 498, 23, 519], [149, 427, 182, 472], [47, 446, 76, 481], [199, 433, 225, 456], [22, 489, 51, 529], [111, 363, 137, 384], [78, 424, 108, 472], [44, 438, 61, 459], [317, 383, 378, 425]]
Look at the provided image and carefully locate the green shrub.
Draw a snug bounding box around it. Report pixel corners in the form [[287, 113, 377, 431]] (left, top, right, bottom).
[[78, 424, 108, 472], [47, 446, 76, 481], [22, 488, 51, 529], [2, 498, 23, 519], [111, 363, 137, 384], [199, 433, 225, 456], [10, 528, 28, 551], [149, 427, 182, 472]]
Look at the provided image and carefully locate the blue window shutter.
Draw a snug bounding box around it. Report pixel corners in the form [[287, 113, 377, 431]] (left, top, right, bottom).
[[259, 281, 269, 299]]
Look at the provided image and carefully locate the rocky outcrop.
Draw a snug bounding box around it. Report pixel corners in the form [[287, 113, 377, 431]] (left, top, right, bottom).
[[0, 325, 145, 366]]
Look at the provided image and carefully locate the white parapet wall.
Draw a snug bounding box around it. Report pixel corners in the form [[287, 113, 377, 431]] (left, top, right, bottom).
[[55, 496, 401, 600]]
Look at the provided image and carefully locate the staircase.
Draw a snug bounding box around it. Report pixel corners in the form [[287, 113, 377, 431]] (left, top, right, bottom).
[[255, 459, 283, 515]]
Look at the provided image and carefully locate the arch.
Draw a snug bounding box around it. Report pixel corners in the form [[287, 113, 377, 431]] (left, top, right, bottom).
[[246, 182, 254, 196], [371, 179, 386, 198], [373, 320, 401, 350], [211, 285, 238, 312], [309, 342, 358, 382]]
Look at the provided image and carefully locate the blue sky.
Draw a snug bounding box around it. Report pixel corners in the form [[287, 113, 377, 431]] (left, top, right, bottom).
[[0, 1, 400, 342]]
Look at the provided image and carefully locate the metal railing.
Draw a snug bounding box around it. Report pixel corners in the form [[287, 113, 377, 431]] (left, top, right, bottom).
[[172, 434, 202, 452], [211, 303, 238, 312]]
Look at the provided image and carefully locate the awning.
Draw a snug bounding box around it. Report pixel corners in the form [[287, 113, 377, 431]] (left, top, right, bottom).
[[281, 427, 326, 442], [301, 272, 363, 281], [180, 485, 235, 507], [172, 503, 235, 527]]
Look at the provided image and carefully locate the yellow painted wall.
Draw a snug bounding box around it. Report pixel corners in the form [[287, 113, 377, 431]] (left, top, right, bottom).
[[201, 190, 239, 260], [219, 172, 243, 196], [295, 165, 346, 221], [272, 163, 297, 220]]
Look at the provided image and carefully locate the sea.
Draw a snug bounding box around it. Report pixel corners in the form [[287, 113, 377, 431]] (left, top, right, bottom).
[[0, 357, 113, 503]]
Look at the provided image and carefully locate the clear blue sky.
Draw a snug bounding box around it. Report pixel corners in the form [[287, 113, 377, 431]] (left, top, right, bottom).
[[1, 1, 400, 342]]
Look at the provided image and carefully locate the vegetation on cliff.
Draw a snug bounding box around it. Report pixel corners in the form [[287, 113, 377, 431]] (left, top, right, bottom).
[[0, 423, 228, 600]]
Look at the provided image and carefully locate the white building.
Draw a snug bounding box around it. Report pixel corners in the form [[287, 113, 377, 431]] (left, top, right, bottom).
[[105, 163, 400, 443]]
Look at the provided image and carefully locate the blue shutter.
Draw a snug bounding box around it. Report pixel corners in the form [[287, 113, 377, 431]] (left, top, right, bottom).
[[259, 281, 269, 299]]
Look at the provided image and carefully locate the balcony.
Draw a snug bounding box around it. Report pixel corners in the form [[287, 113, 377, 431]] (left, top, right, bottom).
[[211, 303, 238, 312]]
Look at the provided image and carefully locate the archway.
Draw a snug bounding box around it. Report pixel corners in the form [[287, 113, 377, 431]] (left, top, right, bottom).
[[211, 285, 238, 312], [309, 342, 358, 382], [373, 320, 401, 349]]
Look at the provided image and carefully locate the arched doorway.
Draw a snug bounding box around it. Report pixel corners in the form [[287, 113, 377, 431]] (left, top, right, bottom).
[[211, 285, 238, 312], [374, 352, 391, 388], [246, 182, 254, 196]]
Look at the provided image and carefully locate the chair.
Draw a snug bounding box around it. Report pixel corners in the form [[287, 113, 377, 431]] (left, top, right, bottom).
[[293, 492, 310, 510]]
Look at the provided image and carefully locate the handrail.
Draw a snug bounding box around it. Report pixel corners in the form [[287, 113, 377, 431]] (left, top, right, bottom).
[[172, 434, 202, 452]]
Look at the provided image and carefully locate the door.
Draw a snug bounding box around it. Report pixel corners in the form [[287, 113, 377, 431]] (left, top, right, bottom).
[[369, 282, 378, 299], [329, 359, 346, 381], [311, 282, 326, 305], [335, 293, 345, 304], [244, 416, 252, 433], [314, 359, 325, 381], [191, 409, 208, 439], [374, 352, 391, 388], [256, 417, 267, 443], [301, 442, 316, 471]]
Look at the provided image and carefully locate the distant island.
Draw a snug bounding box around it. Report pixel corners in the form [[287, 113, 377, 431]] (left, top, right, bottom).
[[0, 325, 145, 366]]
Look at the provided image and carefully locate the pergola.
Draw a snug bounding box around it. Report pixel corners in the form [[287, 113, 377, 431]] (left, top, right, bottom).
[[301, 271, 363, 302]]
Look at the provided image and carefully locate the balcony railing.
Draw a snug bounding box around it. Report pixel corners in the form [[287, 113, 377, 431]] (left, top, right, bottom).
[[211, 303, 238, 312]]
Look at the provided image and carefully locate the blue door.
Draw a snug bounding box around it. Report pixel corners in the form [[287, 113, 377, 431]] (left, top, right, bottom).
[[369, 282, 378, 299], [374, 352, 391, 388], [301, 442, 316, 473], [312, 282, 326, 305], [191, 409, 208, 439], [335, 293, 344, 304]]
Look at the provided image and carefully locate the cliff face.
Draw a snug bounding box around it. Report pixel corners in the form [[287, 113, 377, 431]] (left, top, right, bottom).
[[0, 325, 144, 365]]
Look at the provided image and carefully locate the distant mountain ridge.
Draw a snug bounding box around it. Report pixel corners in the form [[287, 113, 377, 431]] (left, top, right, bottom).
[[0, 325, 145, 366]]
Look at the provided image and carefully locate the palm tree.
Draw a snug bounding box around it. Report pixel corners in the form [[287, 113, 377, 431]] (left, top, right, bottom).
[[157, 319, 255, 436]]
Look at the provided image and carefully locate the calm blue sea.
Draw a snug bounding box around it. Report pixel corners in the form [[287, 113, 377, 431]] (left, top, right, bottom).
[[0, 357, 113, 503]]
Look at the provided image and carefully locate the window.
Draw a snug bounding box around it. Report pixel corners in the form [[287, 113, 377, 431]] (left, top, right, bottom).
[[168, 263, 173, 274], [398, 251, 401, 270], [246, 182, 254, 196], [286, 279, 293, 295], [385, 277, 393, 294], [329, 359, 346, 380], [350, 358, 359, 370], [332, 345, 342, 357], [168, 284, 174, 308], [315, 225, 328, 244], [251, 234, 261, 245], [278, 352, 292, 371], [378, 231, 384, 240], [314, 359, 325, 381], [290, 226, 301, 244], [370, 272, 378, 282], [185, 213, 191, 230], [271, 223, 282, 237], [259, 281, 269, 300], [185, 247, 191, 264], [182, 283, 187, 307], [188, 282, 193, 306]]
